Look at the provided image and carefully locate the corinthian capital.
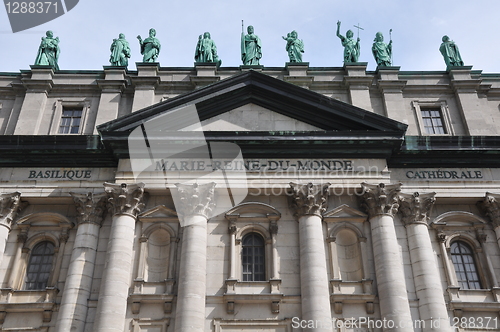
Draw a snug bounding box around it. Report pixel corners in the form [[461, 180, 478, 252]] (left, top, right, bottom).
[[289, 182, 330, 217], [399, 192, 436, 226], [479, 192, 500, 228], [104, 183, 146, 218], [175, 183, 216, 219], [70, 192, 108, 226], [360, 182, 401, 218], [0, 192, 25, 229]]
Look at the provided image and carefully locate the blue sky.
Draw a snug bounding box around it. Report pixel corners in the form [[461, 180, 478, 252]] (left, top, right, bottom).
[[1, 0, 499, 73]]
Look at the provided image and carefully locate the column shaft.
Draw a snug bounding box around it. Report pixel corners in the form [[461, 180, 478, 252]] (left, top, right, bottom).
[[56, 223, 100, 332], [93, 214, 136, 332], [298, 214, 333, 332], [174, 215, 207, 332]]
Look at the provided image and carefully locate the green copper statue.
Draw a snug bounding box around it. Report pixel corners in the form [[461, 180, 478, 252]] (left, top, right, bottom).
[[372, 32, 392, 67], [137, 28, 161, 63], [439, 35, 464, 67], [241, 24, 262, 65], [194, 32, 221, 65], [336, 21, 360, 63], [34, 30, 60, 70], [282, 30, 304, 62], [109, 33, 131, 67]]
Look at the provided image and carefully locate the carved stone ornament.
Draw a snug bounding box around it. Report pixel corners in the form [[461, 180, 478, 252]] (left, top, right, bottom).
[[175, 182, 216, 219], [399, 192, 436, 226], [0, 191, 25, 229], [70, 192, 108, 226], [104, 182, 146, 218], [289, 182, 330, 217], [479, 192, 500, 228], [360, 182, 401, 218]]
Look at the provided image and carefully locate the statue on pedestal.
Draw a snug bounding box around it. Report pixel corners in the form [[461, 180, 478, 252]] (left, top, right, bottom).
[[34, 30, 60, 70], [194, 32, 221, 65], [336, 21, 360, 63], [372, 32, 392, 67], [109, 33, 131, 67], [439, 35, 464, 67], [241, 24, 262, 65], [137, 28, 161, 63], [282, 30, 304, 62]]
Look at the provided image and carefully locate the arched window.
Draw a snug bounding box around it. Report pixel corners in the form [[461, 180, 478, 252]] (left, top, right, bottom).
[[25, 241, 55, 290], [242, 233, 265, 281], [450, 241, 482, 290]]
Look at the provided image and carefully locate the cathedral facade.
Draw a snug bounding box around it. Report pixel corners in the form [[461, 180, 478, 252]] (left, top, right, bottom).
[[0, 62, 499, 332]]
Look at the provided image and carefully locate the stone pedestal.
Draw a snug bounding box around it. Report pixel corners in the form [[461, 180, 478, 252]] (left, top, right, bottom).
[[56, 192, 107, 332], [400, 192, 451, 331], [174, 183, 216, 332], [360, 183, 413, 332], [290, 183, 332, 332], [93, 183, 145, 332]]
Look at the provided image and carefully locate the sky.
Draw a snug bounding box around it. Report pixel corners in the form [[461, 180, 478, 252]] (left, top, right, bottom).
[[0, 0, 499, 73]]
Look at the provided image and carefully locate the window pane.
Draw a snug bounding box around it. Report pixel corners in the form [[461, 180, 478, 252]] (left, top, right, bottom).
[[450, 241, 481, 290], [241, 233, 265, 281], [59, 107, 82, 134], [421, 108, 446, 135], [25, 242, 54, 290]]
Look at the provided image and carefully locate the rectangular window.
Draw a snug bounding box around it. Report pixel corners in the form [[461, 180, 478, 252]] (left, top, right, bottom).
[[421, 108, 446, 134], [58, 108, 82, 134]]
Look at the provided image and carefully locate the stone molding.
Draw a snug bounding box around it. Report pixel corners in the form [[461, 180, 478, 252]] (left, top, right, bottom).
[[289, 182, 330, 217], [175, 182, 216, 219], [479, 192, 500, 228], [360, 182, 401, 218], [399, 192, 436, 226], [0, 192, 25, 230], [70, 192, 108, 226], [104, 182, 146, 218]]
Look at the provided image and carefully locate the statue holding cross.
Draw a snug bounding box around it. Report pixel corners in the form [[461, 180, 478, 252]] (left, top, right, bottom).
[[336, 21, 360, 63]]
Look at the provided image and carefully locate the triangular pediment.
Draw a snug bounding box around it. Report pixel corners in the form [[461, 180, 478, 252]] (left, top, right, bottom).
[[139, 205, 178, 222], [323, 204, 367, 222], [97, 70, 407, 159]]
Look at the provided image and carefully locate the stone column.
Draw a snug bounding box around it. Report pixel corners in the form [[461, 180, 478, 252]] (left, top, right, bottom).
[[93, 183, 145, 332], [290, 182, 333, 332], [360, 183, 414, 332], [0, 192, 23, 265], [399, 192, 451, 331], [174, 183, 216, 332], [56, 192, 107, 332]]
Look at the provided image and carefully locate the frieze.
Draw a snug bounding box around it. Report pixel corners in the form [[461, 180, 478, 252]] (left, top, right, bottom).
[[405, 170, 483, 180]]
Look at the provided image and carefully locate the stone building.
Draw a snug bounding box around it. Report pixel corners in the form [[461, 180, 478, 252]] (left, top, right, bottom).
[[0, 61, 500, 332]]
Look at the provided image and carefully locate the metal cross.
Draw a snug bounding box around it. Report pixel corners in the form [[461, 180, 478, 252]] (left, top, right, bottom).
[[353, 23, 364, 38]]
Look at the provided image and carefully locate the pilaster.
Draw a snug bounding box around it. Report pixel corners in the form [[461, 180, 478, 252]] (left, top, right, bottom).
[[14, 66, 54, 134], [131, 63, 160, 112], [375, 66, 408, 125], [343, 62, 373, 111], [289, 182, 333, 332], [93, 67, 128, 133], [448, 66, 491, 135], [0, 192, 25, 267]]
